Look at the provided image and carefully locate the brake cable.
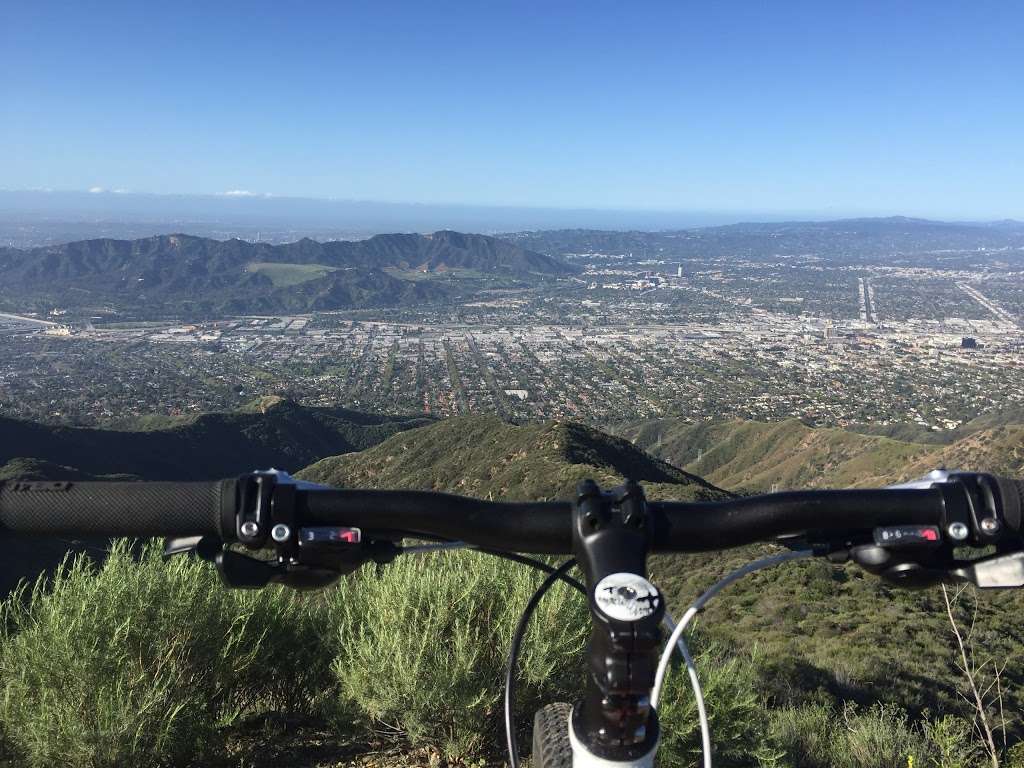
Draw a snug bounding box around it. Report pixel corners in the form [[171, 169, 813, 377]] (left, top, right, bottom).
[[398, 541, 467, 554], [397, 540, 586, 592], [662, 609, 710, 768], [652, 548, 814, 768]]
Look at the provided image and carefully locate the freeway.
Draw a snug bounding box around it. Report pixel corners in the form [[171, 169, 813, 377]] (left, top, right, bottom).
[[0, 312, 58, 329]]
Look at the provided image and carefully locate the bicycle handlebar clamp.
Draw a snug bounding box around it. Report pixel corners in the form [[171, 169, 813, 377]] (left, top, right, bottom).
[[165, 470, 399, 589], [571, 479, 663, 764]]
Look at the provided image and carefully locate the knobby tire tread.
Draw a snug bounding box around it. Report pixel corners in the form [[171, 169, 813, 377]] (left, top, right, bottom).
[[532, 702, 573, 768]]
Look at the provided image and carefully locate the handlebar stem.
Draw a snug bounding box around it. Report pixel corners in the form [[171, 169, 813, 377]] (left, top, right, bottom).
[[571, 479, 663, 763]]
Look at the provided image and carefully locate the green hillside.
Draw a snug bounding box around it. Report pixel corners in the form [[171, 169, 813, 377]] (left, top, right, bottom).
[[298, 415, 727, 502], [246, 261, 339, 287], [649, 542, 1024, 732], [0, 458, 128, 482], [901, 424, 1024, 478], [616, 418, 929, 491], [0, 231, 576, 317], [617, 416, 1024, 492], [847, 403, 1024, 445]]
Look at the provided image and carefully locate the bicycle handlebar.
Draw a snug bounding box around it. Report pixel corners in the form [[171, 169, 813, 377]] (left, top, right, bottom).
[[300, 487, 953, 552], [1, 473, 1021, 554], [0, 479, 236, 537]]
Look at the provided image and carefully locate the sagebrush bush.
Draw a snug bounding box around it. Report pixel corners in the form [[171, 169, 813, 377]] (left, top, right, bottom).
[[0, 541, 332, 768], [652, 639, 993, 768], [326, 550, 589, 760], [657, 644, 781, 767], [768, 700, 982, 768], [922, 714, 984, 768]]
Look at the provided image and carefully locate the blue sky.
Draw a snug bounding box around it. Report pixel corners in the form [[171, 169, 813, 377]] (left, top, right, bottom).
[[2, 1, 1022, 219]]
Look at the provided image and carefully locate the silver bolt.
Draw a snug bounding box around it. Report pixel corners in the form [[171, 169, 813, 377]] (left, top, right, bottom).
[[980, 517, 1001, 535], [240, 521, 259, 538], [947, 522, 970, 541], [271, 524, 291, 543]]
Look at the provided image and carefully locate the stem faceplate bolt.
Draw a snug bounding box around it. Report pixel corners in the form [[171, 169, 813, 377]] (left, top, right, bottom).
[[947, 522, 969, 541], [240, 521, 260, 538], [271, 524, 291, 542], [980, 517, 1001, 534]]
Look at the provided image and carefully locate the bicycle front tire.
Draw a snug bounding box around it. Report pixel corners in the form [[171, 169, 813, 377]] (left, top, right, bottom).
[[532, 702, 573, 768]]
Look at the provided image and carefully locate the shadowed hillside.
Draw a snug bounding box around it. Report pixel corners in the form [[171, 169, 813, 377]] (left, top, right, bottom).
[[0, 399, 432, 594], [0, 398, 430, 481]]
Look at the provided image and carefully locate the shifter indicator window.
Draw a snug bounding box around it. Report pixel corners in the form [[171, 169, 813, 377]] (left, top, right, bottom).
[[873, 526, 941, 547], [301, 526, 362, 544]]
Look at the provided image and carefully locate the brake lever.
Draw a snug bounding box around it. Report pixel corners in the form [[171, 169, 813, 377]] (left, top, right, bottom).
[[215, 549, 345, 590], [167, 470, 404, 590], [851, 534, 1024, 589], [164, 531, 401, 590], [949, 551, 1024, 588], [163, 535, 222, 561]]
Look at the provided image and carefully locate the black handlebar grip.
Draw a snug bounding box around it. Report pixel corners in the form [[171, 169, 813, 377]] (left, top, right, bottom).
[[0, 479, 237, 538], [994, 476, 1024, 535]]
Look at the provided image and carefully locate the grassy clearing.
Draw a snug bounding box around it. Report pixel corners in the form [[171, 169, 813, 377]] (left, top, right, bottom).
[[383, 267, 488, 281], [246, 262, 339, 288]]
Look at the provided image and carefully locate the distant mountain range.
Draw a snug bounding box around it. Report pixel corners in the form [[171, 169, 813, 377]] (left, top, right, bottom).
[[3, 217, 1019, 318], [0, 230, 575, 317], [507, 216, 1024, 265]]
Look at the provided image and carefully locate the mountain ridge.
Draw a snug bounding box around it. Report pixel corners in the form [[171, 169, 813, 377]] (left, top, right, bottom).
[[297, 415, 728, 501], [0, 399, 431, 481], [615, 416, 1024, 492], [0, 230, 575, 316], [505, 216, 1024, 265]]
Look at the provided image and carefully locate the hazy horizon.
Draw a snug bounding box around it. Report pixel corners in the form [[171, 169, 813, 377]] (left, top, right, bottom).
[[4, 4, 1023, 220], [2, 189, 1019, 244]]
